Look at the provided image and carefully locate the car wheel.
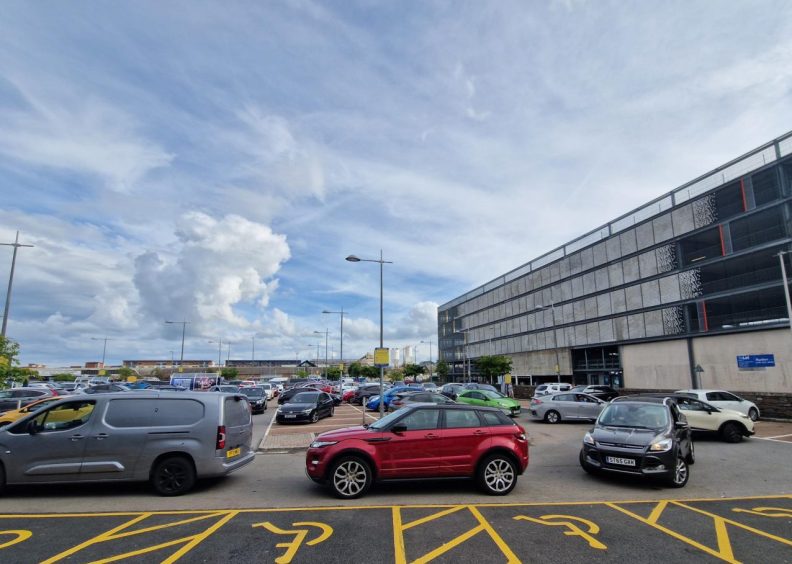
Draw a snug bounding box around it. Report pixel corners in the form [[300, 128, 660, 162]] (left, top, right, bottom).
[[748, 407, 759, 422], [686, 442, 695, 465], [311, 411, 319, 424], [330, 406, 334, 417], [477, 454, 517, 495], [544, 410, 561, 424], [720, 422, 742, 443], [0, 462, 5, 495], [666, 456, 689, 488], [151, 456, 196, 496], [329, 456, 372, 499]]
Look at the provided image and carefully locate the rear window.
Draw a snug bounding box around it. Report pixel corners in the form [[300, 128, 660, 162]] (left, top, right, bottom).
[[479, 410, 512, 426], [224, 396, 252, 427], [445, 409, 482, 428], [105, 398, 205, 427]]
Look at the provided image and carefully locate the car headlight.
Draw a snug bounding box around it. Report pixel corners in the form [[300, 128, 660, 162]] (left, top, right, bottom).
[[583, 432, 595, 445], [310, 440, 338, 448], [649, 438, 673, 452], [302, 408, 313, 414]]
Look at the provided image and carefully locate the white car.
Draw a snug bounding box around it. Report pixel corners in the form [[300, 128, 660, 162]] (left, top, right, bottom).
[[533, 383, 572, 397], [675, 389, 760, 421]]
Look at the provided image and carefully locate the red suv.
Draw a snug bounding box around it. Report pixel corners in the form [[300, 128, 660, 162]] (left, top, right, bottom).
[[305, 404, 529, 498]]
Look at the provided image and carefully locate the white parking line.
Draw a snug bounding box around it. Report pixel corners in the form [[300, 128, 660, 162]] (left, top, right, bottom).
[[754, 433, 792, 442]]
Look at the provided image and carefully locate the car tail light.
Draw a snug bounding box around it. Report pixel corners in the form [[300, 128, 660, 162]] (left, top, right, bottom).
[[530, 398, 541, 405], [216, 426, 226, 449]]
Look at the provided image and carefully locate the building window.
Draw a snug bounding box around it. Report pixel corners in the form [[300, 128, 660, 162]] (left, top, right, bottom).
[[730, 206, 786, 252]]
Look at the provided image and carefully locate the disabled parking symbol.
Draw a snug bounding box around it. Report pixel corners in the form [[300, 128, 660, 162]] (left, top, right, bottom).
[[252, 520, 333, 564]]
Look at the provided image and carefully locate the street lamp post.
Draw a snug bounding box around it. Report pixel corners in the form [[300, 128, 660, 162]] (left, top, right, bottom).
[[165, 320, 190, 366], [421, 339, 433, 379], [314, 329, 329, 378], [91, 337, 112, 366], [346, 250, 392, 417], [1, 231, 34, 338], [322, 308, 345, 375], [208, 339, 223, 367], [777, 250, 792, 339], [536, 303, 561, 383]]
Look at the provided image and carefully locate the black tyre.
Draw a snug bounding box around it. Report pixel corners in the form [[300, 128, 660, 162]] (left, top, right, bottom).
[[310, 410, 319, 423], [151, 456, 196, 496], [477, 454, 518, 495], [748, 408, 759, 422], [329, 406, 334, 417], [720, 422, 743, 443], [579, 449, 598, 475], [544, 410, 561, 424], [329, 456, 372, 499], [0, 462, 5, 495], [666, 456, 689, 488]]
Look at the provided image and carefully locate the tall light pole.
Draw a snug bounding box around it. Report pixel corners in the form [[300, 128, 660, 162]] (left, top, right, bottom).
[[322, 308, 345, 375], [1, 231, 34, 338], [777, 250, 792, 339], [165, 320, 190, 366], [346, 251, 392, 417], [536, 303, 561, 383], [208, 339, 223, 367], [421, 339, 433, 379], [91, 337, 112, 366], [314, 329, 329, 378]]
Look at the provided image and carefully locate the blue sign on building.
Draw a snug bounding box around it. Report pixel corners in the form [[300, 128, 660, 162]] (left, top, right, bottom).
[[736, 354, 775, 369]]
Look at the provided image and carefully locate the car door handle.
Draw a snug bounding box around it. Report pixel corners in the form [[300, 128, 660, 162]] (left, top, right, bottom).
[[424, 433, 439, 439], [473, 430, 487, 436], [70, 435, 86, 442], [93, 433, 109, 440]]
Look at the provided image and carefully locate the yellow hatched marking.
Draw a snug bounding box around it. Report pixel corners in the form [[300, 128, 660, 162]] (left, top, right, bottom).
[[393, 504, 519, 564], [647, 500, 669, 524], [41, 511, 237, 564], [732, 507, 792, 518], [673, 502, 792, 547]]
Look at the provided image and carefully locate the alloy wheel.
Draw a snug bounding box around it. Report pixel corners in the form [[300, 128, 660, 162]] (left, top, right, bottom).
[[483, 458, 515, 493], [332, 459, 369, 497]]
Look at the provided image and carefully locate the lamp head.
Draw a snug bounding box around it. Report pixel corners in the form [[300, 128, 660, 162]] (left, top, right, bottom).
[[345, 255, 361, 262]]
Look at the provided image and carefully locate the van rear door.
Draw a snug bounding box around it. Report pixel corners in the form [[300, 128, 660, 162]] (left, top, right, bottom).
[[221, 396, 253, 461]]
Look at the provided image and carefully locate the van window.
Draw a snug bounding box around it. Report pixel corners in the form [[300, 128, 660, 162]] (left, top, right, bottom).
[[105, 398, 204, 427], [224, 397, 251, 427]]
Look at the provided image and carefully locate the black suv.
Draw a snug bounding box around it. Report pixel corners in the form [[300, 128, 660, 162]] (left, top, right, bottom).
[[579, 396, 693, 487], [569, 385, 619, 402], [352, 384, 386, 405]]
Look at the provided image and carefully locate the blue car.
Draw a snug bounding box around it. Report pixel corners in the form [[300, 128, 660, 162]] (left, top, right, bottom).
[[366, 385, 422, 410]]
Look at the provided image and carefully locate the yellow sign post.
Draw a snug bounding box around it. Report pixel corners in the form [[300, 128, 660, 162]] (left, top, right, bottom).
[[374, 348, 390, 367]]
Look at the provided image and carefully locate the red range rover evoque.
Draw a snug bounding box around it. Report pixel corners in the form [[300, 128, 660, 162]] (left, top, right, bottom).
[[305, 403, 529, 498]]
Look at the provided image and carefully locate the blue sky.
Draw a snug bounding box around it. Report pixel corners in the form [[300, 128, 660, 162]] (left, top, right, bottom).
[[2, 1, 792, 367]]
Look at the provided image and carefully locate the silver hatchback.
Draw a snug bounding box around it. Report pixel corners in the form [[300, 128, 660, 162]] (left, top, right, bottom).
[[529, 392, 606, 424]]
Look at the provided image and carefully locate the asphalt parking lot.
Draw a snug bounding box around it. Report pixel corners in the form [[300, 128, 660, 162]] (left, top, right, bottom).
[[0, 398, 788, 563]]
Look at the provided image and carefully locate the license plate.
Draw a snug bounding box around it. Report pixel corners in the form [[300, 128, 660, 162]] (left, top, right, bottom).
[[606, 456, 635, 466], [285, 414, 296, 419], [226, 447, 241, 459]]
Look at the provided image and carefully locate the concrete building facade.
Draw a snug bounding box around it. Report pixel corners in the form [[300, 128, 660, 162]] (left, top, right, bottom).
[[438, 132, 792, 393]]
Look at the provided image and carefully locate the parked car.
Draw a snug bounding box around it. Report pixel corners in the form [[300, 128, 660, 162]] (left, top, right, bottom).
[[533, 383, 572, 397], [674, 389, 760, 421], [258, 382, 275, 400], [618, 393, 754, 442], [464, 383, 499, 393], [208, 385, 241, 393], [579, 396, 694, 488], [352, 384, 388, 405], [240, 387, 268, 414], [0, 396, 62, 427], [440, 383, 467, 400], [569, 385, 620, 402], [366, 385, 422, 411], [420, 382, 438, 391], [0, 388, 56, 412], [388, 391, 456, 411], [341, 390, 357, 403], [81, 383, 131, 394], [239, 380, 257, 388], [529, 392, 606, 423], [306, 404, 529, 498], [455, 389, 522, 417], [0, 391, 255, 495], [276, 391, 335, 424]]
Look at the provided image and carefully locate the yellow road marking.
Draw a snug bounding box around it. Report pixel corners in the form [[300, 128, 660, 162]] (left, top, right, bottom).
[[252, 520, 333, 563], [673, 501, 792, 548], [733, 507, 792, 518], [41, 513, 152, 564], [514, 514, 606, 550], [392, 507, 406, 564], [0, 530, 32, 550]]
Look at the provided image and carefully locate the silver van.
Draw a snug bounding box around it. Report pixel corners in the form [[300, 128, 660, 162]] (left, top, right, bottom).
[[0, 391, 254, 495]]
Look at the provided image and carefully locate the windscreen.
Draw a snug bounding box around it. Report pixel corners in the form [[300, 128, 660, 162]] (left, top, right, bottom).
[[599, 403, 669, 429], [291, 392, 319, 403]]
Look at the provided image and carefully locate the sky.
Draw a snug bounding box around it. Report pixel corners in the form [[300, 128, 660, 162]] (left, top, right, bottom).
[[2, 1, 792, 368]]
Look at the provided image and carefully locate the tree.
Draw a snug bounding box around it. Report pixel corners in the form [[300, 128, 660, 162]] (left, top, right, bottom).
[[325, 366, 341, 380], [220, 367, 239, 380], [474, 355, 513, 384], [296, 369, 310, 378], [117, 367, 135, 380], [347, 362, 363, 379], [389, 368, 404, 382], [403, 364, 426, 378], [0, 335, 20, 367], [436, 360, 449, 381], [360, 365, 380, 380]]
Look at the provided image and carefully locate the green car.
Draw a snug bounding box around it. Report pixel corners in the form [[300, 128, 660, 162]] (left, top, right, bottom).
[[456, 389, 521, 417]]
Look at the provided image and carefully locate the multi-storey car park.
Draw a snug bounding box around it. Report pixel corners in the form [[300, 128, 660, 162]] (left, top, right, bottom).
[[438, 131, 792, 394]]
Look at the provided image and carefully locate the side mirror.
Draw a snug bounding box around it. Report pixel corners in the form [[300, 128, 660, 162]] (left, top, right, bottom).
[[674, 420, 688, 429], [390, 424, 407, 434]]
